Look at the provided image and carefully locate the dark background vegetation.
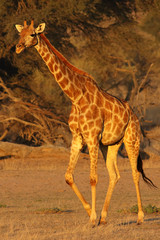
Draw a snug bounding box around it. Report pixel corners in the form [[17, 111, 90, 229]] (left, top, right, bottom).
[[0, 0, 159, 158]]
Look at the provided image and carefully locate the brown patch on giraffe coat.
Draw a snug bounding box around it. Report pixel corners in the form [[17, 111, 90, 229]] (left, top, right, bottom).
[[114, 105, 119, 114], [38, 40, 42, 49], [59, 81, 65, 89], [59, 77, 69, 89], [79, 97, 87, 107], [118, 122, 124, 129], [68, 115, 74, 123], [114, 115, 119, 123], [67, 69, 73, 81], [115, 126, 121, 135], [123, 111, 129, 123], [112, 123, 117, 132], [69, 123, 79, 133], [56, 71, 62, 81], [104, 100, 112, 110], [83, 124, 88, 131], [68, 83, 76, 94], [64, 89, 73, 98], [50, 57, 54, 65], [79, 115, 85, 125], [54, 64, 58, 72], [55, 56, 59, 64], [85, 92, 91, 103], [96, 118, 102, 127], [103, 109, 112, 120], [96, 91, 104, 107], [43, 53, 50, 62], [60, 64, 66, 75], [91, 128, 96, 136], [131, 122, 135, 128], [105, 133, 112, 139], [49, 47, 53, 55], [85, 110, 92, 120], [38, 48, 42, 54], [73, 88, 81, 100], [104, 123, 111, 131], [101, 132, 114, 145], [94, 136, 100, 145], [83, 131, 90, 138], [90, 104, 99, 118], [85, 80, 97, 95], [41, 51, 45, 57], [74, 116, 78, 122], [43, 46, 48, 53], [80, 105, 88, 113], [88, 121, 95, 129], [48, 62, 54, 72], [119, 107, 124, 118], [90, 93, 94, 103], [88, 140, 93, 146], [108, 96, 115, 104], [74, 76, 82, 89]]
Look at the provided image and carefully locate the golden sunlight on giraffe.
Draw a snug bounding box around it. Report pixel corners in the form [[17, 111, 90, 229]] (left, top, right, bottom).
[[15, 20, 156, 227]]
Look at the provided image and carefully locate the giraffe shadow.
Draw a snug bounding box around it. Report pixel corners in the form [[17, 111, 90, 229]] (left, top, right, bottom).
[[0, 155, 12, 160], [117, 217, 160, 226]]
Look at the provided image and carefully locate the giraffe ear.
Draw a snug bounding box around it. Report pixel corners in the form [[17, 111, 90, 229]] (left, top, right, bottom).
[[35, 23, 45, 34], [15, 24, 24, 33]]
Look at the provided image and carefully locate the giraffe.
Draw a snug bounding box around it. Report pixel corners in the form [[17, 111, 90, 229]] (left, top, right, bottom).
[[15, 20, 156, 226]]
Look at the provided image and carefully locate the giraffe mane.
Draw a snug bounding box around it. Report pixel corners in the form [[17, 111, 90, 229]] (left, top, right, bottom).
[[40, 33, 94, 80]]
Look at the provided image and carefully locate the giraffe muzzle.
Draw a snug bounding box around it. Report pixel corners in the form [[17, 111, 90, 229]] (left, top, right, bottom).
[[16, 43, 25, 54]]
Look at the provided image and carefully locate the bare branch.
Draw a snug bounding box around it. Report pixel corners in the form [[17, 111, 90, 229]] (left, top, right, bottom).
[[138, 63, 153, 93], [0, 117, 44, 129], [0, 129, 9, 141], [0, 77, 69, 145], [0, 77, 20, 102]]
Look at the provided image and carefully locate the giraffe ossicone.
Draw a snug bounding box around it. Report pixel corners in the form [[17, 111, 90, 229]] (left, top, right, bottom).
[[15, 20, 156, 226]]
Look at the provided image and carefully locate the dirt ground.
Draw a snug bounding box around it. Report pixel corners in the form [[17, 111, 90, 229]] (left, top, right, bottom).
[[0, 144, 160, 240]]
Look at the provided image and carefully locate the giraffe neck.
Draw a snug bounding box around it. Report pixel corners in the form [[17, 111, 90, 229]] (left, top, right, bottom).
[[35, 34, 91, 104]]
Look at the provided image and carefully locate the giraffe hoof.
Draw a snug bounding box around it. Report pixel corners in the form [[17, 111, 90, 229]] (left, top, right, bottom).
[[98, 217, 107, 226], [91, 222, 96, 228], [137, 218, 143, 225], [137, 211, 144, 225], [88, 219, 96, 228]]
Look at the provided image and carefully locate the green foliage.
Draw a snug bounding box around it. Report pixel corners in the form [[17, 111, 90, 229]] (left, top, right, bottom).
[[144, 204, 160, 214], [0, 204, 7, 208], [119, 204, 160, 214], [130, 204, 139, 213]]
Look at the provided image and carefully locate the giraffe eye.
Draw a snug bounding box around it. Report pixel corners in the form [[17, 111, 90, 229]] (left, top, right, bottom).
[[30, 33, 36, 37]]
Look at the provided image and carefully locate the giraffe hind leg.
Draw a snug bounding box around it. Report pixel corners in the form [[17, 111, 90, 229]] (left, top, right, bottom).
[[99, 141, 108, 163], [99, 142, 121, 225], [124, 138, 144, 224]]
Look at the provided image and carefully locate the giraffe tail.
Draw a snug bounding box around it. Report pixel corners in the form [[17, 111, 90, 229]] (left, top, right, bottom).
[[137, 154, 157, 188]]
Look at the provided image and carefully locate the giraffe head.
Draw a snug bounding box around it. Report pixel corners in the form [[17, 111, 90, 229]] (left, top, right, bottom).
[[15, 20, 45, 54]]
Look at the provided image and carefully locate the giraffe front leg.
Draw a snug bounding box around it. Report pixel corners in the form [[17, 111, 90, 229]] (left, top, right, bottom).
[[65, 134, 91, 217], [88, 142, 99, 227]]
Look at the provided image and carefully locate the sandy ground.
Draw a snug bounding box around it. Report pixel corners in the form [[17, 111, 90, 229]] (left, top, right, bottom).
[[0, 144, 160, 240]]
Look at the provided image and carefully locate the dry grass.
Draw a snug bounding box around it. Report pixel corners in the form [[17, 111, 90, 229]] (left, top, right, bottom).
[[0, 143, 160, 239]]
